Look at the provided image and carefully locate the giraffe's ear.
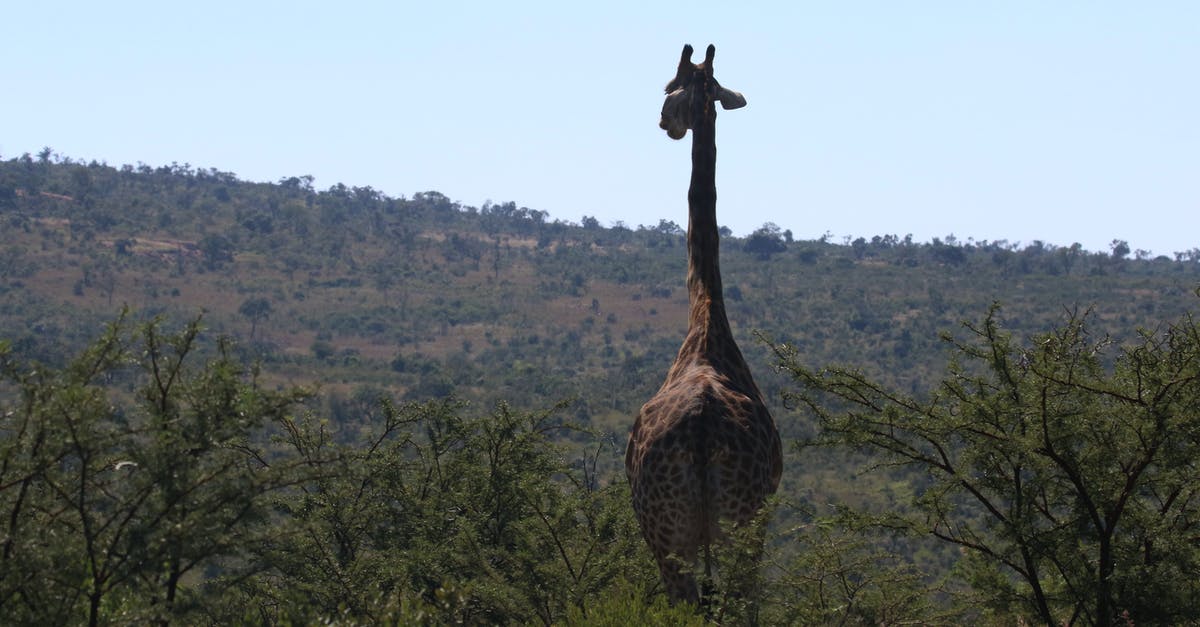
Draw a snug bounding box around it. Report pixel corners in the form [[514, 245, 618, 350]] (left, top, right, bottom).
[[660, 88, 689, 139], [717, 85, 747, 110]]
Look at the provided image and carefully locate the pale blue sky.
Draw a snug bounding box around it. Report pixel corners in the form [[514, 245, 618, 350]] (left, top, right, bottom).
[[4, 2, 1197, 255]]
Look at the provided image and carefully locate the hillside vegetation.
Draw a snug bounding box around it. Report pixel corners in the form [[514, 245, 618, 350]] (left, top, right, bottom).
[[3, 152, 1197, 422], [1, 151, 1199, 624]]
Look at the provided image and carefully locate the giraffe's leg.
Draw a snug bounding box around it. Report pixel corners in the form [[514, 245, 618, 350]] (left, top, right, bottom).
[[629, 428, 707, 606], [703, 449, 776, 622], [652, 545, 700, 606]]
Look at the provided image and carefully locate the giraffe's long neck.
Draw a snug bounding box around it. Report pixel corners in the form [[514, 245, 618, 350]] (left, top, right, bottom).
[[681, 104, 733, 356]]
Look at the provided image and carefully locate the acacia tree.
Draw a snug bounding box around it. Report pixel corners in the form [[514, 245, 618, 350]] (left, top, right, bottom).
[[238, 296, 272, 342], [234, 398, 655, 626], [773, 304, 1200, 626], [0, 313, 311, 625], [744, 222, 787, 260]]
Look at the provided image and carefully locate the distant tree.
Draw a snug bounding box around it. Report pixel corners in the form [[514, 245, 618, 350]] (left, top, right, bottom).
[[1058, 242, 1083, 275], [69, 167, 93, 203], [277, 174, 315, 191], [311, 340, 335, 362], [238, 296, 273, 341], [0, 246, 32, 279], [1110, 239, 1131, 260], [851, 237, 868, 259], [373, 271, 398, 306], [872, 234, 899, 248], [654, 219, 684, 237], [87, 258, 119, 307], [744, 223, 786, 260], [198, 233, 234, 269], [0, 183, 15, 210], [928, 238, 966, 266], [796, 246, 820, 265]]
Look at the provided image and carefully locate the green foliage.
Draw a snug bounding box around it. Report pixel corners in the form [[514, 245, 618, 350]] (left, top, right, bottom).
[[2, 316, 670, 624], [0, 312, 312, 625], [762, 507, 942, 626], [9, 303, 1198, 625], [235, 398, 657, 625], [563, 581, 707, 626], [0, 313, 963, 625], [774, 304, 1200, 626]]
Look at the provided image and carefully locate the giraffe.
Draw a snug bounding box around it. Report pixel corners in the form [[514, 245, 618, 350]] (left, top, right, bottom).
[[625, 44, 783, 606]]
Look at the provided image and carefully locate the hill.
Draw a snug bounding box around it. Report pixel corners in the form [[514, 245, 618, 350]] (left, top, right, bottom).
[[2, 151, 1200, 623], [5, 150, 1199, 495], [3, 152, 1197, 426]]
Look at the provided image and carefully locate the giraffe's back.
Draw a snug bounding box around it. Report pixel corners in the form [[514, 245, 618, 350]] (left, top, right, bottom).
[[626, 366, 781, 549]]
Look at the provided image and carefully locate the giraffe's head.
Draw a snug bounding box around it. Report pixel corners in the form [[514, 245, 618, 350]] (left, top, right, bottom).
[[659, 44, 746, 140]]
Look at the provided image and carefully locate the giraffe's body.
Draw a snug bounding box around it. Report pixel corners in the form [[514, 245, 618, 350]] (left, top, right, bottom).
[[625, 44, 782, 605]]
